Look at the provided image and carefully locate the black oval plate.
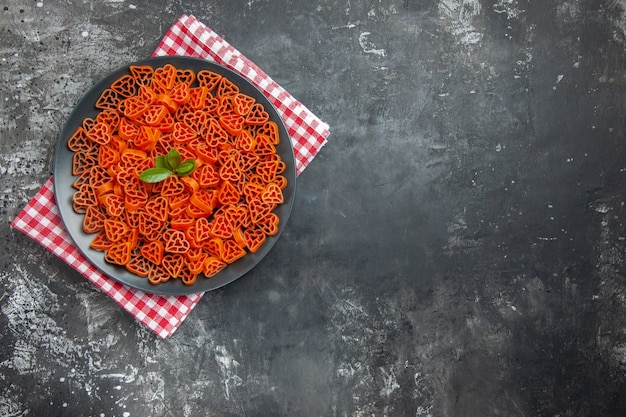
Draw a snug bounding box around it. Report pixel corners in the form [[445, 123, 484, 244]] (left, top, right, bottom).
[[54, 56, 296, 295]]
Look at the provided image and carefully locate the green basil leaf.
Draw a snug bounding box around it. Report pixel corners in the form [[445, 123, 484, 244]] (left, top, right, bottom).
[[174, 159, 196, 176], [155, 155, 168, 169], [139, 167, 173, 183], [165, 148, 182, 170]]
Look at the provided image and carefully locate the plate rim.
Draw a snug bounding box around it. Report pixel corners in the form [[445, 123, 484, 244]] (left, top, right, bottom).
[[53, 56, 297, 296]]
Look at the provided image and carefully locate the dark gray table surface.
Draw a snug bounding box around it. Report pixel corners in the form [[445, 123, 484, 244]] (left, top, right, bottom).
[[1, 1, 625, 416]]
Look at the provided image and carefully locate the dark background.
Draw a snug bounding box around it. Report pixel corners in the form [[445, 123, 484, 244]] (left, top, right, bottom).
[[1, 0, 625, 416]]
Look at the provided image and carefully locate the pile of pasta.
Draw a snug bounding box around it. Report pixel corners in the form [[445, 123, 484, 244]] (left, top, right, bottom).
[[68, 63, 288, 286]]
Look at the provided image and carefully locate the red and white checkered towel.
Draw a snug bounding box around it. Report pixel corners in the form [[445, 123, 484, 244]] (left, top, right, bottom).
[[10, 14, 329, 338]]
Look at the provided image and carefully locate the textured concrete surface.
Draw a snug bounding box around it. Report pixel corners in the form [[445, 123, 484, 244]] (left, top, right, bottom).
[[1, 0, 626, 416]]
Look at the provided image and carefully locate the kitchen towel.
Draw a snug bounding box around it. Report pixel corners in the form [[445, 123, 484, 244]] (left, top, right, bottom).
[[11, 14, 329, 338]]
